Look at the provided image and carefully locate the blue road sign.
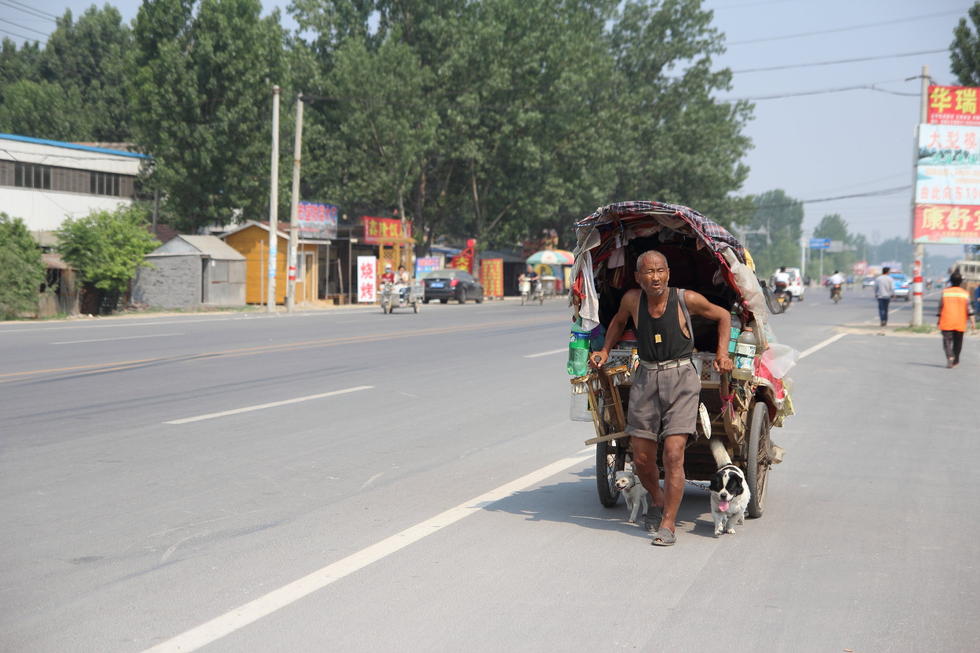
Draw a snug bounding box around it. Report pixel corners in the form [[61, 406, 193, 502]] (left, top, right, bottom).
[[809, 238, 831, 249]]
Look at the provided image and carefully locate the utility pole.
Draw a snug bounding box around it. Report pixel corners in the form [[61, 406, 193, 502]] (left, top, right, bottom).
[[286, 94, 303, 313], [912, 65, 928, 327], [268, 85, 280, 313]]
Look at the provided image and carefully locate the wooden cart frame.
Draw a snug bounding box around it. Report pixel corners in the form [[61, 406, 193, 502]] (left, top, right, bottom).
[[568, 201, 791, 519]]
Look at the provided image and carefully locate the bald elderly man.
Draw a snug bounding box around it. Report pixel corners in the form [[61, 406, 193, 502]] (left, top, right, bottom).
[[591, 250, 733, 546]]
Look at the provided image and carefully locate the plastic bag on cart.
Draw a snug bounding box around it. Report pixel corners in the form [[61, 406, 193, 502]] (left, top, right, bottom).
[[760, 342, 799, 379]]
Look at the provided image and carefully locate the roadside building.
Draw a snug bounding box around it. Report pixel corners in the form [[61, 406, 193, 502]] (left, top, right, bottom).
[[0, 133, 149, 232], [133, 235, 246, 309], [220, 221, 321, 305]]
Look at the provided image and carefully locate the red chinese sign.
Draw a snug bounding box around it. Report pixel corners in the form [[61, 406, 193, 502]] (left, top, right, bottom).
[[363, 216, 412, 245], [356, 256, 377, 302], [928, 85, 980, 126], [450, 238, 476, 274], [913, 204, 980, 244], [480, 258, 503, 298]]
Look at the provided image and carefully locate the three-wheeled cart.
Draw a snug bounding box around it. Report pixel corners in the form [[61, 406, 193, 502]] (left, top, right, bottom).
[[380, 280, 423, 314], [567, 202, 792, 518]]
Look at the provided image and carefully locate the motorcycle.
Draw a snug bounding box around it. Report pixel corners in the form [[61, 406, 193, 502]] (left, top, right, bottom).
[[772, 281, 791, 310], [380, 281, 421, 314], [519, 278, 544, 305], [830, 283, 842, 303]]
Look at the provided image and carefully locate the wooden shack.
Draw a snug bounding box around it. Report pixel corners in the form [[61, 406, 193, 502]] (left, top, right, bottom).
[[221, 221, 321, 305]]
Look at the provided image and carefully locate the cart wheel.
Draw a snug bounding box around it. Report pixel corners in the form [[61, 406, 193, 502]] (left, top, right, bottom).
[[596, 437, 626, 507], [413, 301, 419, 314], [520, 294, 526, 306], [539, 293, 544, 306], [746, 402, 773, 518]]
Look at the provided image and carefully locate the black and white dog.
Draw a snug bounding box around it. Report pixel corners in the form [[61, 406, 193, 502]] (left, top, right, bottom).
[[709, 464, 750, 536], [614, 470, 649, 524]]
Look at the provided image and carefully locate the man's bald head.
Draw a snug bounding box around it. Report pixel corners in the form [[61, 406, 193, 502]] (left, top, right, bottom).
[[637, 250, 667, 269]]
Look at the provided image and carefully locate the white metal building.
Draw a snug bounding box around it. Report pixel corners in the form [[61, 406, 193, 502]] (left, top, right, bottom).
[[0, 133, 150, 232]]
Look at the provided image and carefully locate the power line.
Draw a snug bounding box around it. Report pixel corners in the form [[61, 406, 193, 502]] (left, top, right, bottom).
[[1, 0, 57, 20], [0, 27, 40, 42], [801, 185, 912, 205], [732, 48, 948, 74], [727, 9, 964, 46], [0, 17, 49, 38], [725, 80, 919, 101]]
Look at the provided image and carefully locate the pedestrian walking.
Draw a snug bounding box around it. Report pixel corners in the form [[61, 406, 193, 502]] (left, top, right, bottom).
[[937, 272, 976, 368], [874, 267, 894, 327]]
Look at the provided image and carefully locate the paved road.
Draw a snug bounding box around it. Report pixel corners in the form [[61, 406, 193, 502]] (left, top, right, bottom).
[[0, 288, 977, 652]]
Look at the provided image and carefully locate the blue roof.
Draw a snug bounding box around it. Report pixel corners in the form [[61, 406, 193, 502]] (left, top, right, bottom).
[[0, 133, 151, 159]]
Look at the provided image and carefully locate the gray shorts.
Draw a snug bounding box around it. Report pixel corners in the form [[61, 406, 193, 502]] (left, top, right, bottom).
[[625, 361, 701, 442]]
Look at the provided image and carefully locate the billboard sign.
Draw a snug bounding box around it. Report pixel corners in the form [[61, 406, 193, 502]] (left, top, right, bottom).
[[912, 204, 980, 244], [480, 258, 503, 298], [363, 216, 412, 245], [927, 85, 980, 126], [414, 256, 442, 277], [356, 256, 377, 303], [297, 202, 338, 240]]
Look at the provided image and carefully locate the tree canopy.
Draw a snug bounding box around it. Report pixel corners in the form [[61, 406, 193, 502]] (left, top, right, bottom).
[[0, 214, 45, 320], [951, 2, 980, 86]]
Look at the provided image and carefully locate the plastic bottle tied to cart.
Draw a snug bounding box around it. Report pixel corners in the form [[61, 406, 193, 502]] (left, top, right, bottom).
[[566, 319, 591, 376], [731, 324, 756, 381]]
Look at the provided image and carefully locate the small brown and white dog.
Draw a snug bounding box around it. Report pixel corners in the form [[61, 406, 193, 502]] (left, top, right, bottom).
[[709, 464, 750, 536], [614, 470, 649, 524]]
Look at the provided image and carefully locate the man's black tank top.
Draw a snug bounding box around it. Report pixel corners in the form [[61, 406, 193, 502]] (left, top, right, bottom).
[[637, 288, 693, 363]]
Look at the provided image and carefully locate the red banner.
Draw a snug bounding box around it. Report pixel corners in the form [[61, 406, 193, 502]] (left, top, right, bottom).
[[450, 238, 476, 273], [363, 216, 412, 245], [480, 258, 503, 298], [928, 85, 980, 126], [913, 204, 980, 244]]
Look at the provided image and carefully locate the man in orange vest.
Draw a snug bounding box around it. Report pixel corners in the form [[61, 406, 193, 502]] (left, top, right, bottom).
[[937, 271, 976, 368]]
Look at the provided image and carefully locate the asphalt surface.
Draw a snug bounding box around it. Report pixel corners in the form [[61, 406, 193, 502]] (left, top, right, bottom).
[[0, 287, 977, 652]]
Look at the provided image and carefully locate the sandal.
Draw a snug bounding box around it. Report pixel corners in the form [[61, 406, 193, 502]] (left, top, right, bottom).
[[651, 527, 676, 546]]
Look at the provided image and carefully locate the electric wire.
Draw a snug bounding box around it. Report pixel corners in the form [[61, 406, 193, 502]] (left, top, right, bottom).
[[732, 48, 948, 74], [724, 80, 920, 101], [0, 0, 57, 20], [0, 27, 39, 42], [0, 17, 50, 37], [727, 9, 964, 45]]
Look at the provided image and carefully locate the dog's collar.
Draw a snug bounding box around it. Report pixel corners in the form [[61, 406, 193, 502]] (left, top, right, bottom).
[[717, 464, 741, 474]]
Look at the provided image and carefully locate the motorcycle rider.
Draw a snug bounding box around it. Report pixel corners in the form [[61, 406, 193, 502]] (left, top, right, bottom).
[[828, 270, 844, 301], [395, 265, 410, 302], [772, 266, 791, 304]]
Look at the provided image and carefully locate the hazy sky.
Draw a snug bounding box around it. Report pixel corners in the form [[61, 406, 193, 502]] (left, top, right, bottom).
[[4, 0, 974, 254]]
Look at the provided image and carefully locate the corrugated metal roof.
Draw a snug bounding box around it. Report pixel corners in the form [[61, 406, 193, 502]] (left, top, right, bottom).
[[0, 133, 151, 159]]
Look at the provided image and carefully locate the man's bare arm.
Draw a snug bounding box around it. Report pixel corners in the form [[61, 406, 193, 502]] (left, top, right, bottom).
[[590, 290, 637, 368], [683, 290, 733, 373]]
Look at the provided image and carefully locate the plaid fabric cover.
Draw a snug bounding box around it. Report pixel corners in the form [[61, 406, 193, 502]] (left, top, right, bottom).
[[576, 201, 745, 262]]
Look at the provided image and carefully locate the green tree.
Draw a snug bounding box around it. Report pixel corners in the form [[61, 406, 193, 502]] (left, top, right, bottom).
[[0, 8, 133, 141], [744, 190, 803, 277], [813, 213, 861, 277], [56, 206, 159, 312], [951, 2, 980, 85], [0, 214, 45, 320], [129, 0, 288, 231]]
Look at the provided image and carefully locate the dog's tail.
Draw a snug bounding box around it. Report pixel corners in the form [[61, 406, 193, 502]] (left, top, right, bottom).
[[709, 437, 732, 468]]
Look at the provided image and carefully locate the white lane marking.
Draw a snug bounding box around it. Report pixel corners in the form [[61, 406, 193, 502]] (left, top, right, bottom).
[[164, 386, 373, 424], [143, 451, 593, 653], [524, 348, 567, 358], [51, 332, 183, 345], [799, 333, 846, 359]]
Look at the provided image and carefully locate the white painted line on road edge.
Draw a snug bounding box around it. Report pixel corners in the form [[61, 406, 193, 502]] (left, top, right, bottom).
[[164, 386, 373, 424], [143, 450, 593, 652], [798, 333, 847, 359], [51, 333, 183, 345], [524, 348, 566, 358]]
